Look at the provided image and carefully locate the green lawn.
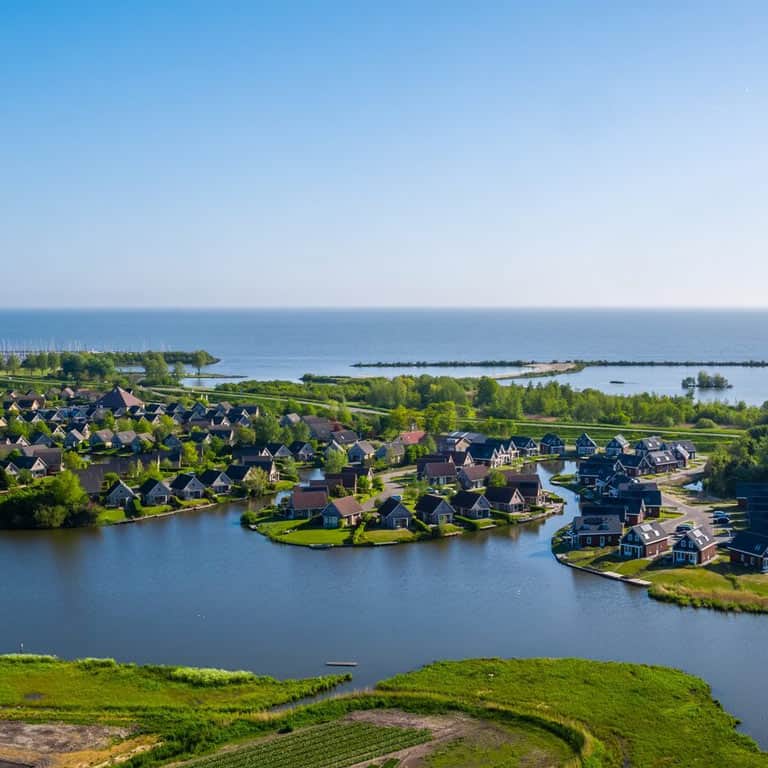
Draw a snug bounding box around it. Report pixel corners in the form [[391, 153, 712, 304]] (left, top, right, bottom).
[[362, 528, 418, 544], [378, 658, 768, 768]]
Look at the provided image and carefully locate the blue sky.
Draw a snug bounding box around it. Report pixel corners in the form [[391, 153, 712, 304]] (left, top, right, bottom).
[[2, 2, 766, 307]]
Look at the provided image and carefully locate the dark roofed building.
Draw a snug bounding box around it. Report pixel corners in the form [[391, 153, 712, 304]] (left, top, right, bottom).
[[728, 530, 768, 572], [95, 386, 145, 411], [571, 514, 623, 548]]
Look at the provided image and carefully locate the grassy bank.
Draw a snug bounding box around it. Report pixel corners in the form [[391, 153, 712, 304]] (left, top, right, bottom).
[[378, 657, 768, 768], [556, 534, 768, 613]]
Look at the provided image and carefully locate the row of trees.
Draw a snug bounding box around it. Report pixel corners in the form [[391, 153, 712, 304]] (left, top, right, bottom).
[[706, 426, 768, 496], [0, 471, 91, 529]]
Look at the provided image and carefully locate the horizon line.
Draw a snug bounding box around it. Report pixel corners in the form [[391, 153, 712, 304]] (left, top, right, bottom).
[[1, 305, 768, 312]]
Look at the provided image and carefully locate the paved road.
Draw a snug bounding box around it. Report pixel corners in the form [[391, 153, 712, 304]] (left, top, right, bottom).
[[361, 468, 414, 511], [656, 466, 732, 539]]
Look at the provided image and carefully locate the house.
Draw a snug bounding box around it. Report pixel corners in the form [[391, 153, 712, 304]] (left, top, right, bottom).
[[617, 482, 662, 517], [288, 487, 328, 519], [289, 441, 315, 462], [673, 528, 718, 565], [198, 469, 233, 495], [414, 494, 455, 526], [280, 412, 301, 428], [644, 450, 680, 474], [634, 436, 664, 455], [265, 442, 293, 459], [209, 427, 236, 445], [64, 429, 87, 450], [325, 472, 356, 494], [375, 442, 405, 466], [95, 386, 145, 411], [447, 451, 474, 468], [23, 447, 62, 474], [139, 478, 173, 506], [466, 442, 504, 467], [665, 440, 697, 460], [330, 429, 359, 447], [503, 472, 545, 507], [616, 453, 648, 478], [348, 440, 376, 464], [576, 433, 598, 457], [580, 502, 634, 524], [30, 432, 54, 448], [112, 431, 139, 452], [438, 431, 486, 453], [577, 455, 618, 487], [394, 430, 427, 446], [322, 496, 364, 528], [484, 486, 526, 513], [302, 415, 334, 441], [458, 464, 490, 490], [728, 530, 768, 572], [422, 462, 457, 486], [416, 453, 453, 476], [239, 456, 280, 482], [620, 522, 670, 559], [89, 429, 114, 449], [5, 455, 48, 479], [163, 434, 183, 450], [105, 480, 138, 508], [225, 464, 255, 485], [377, 497, 413, 529], [539, 433, 566, 456], [571, 515, 623, 548], [170, 473, 207, 500], [451, 491, 492, 519], [510, 436, 539, 457], [623, 497, 647, 526], [605, 435, 630, 458]]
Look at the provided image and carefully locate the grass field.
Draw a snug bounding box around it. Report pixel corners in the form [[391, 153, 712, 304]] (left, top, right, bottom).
[[378, 658, 768, 768], [0, 656, 347, 713], [186, 721, 431, 768]]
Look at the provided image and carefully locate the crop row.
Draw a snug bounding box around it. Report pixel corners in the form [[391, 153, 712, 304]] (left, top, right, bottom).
[[188, 721, 431, 768]]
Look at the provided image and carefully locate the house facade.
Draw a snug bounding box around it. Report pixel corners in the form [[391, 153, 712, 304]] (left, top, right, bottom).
[[620, 522, 670, 559]]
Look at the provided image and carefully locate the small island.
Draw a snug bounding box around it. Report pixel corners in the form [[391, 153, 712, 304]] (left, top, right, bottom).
[[682, 371, 732, 390]]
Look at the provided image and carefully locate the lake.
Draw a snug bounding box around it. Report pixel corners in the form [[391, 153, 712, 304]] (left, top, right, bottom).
[[2, 308, 768, 402], [2, 463, 768, 746]]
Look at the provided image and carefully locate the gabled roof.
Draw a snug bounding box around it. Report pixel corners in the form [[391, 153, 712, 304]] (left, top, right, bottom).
[[414, 494, 453, 514], [452, 491, 489, 509], [170, 473, 203, 490], [95, 386, 144, 410], [729, 530, 768, 557], [138, 478, 172, 495], [644, 450, 679, 467], [625, 521, 668, 544], [484, 486, 524, 505], [540, 432, 565, 445], [573, 514, 623, 536], [459, 465, 489, 481], [198, 469, 232, 486], [325, 496, 363, 517], [377, 497, 411, 518], [106, 479, 136, 498], [395, 430, 426, 446], [675, 527, 715, 551], [424, 462, 457, 478], [291, 487, 328, 510], [576, 432, 597, 446]]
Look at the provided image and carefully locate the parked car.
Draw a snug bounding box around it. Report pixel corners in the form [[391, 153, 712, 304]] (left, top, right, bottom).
[[676, 523, 693, 533], [714, 514, 731, 525]]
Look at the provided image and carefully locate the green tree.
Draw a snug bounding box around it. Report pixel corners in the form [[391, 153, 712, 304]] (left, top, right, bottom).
[[243, 467, 269, 497], [49, 470, 87, 509], [173, 361, 186, 382], [487, 469, 507, 488], [192, 350, 209, 376], [6, 354, 20, 374], [324, 447, 347, 474]]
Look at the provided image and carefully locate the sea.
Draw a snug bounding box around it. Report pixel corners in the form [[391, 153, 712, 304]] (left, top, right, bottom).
[[1, 308, 768, 403]]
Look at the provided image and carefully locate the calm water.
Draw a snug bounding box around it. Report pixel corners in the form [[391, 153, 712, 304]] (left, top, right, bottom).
[[2, 464, 768, 746]]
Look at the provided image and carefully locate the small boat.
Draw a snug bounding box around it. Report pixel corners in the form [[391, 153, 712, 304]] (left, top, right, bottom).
[[609, 380, 625, 384], [326, 661, 358, 667]]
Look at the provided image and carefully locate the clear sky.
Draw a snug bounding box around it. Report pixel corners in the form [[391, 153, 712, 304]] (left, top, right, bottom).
[[2, 2, 766, 308]]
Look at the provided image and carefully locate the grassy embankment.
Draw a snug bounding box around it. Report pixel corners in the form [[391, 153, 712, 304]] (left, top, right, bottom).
[[553, 514, 768, 613], [378, 657, 768, 768], [2, 655, 765, 768]]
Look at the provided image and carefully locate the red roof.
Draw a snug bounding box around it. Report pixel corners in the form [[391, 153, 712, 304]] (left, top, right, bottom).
[[397, 430, 426, 446]]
